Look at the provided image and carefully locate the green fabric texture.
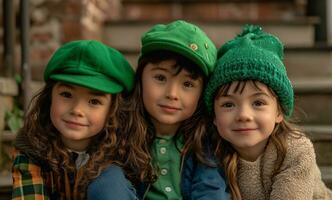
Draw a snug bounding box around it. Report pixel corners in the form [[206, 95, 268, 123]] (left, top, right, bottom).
[[44, 40, 135, 94], [146, 135, 184, 200], [140, 20, 217, 76], [204, 25, 294, 117]]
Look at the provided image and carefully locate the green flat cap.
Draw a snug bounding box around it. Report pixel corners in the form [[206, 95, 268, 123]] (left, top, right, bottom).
[[44, 40, 134, 94], [140, 20, 217, 76]]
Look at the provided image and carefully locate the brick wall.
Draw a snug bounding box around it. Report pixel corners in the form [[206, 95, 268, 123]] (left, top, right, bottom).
[[0, 0, 116, 81], [29, 0, 115, 80], [115, 0, 307, 22]]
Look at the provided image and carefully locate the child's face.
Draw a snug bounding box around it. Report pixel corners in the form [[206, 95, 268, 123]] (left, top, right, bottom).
[[213, 81, 283, 161], [141, 59, 203, 136], [50, 82, 112, 151]]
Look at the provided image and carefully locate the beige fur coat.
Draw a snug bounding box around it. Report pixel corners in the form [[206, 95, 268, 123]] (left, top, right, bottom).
[[237, 135, 332, 200]]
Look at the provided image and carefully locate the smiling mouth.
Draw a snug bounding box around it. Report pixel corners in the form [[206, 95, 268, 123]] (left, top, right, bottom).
[[159, 105, 181, 112], [64, 120, 87, 127], [233, 128, 257, 132]]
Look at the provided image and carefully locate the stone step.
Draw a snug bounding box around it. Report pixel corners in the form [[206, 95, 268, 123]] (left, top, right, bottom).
[[304, 125, 332, 166], [119, 0, 308, 24], [2, 130, 16, 142], [292, 78, 332, 93], [103, 19, 317, 52], [116, 45, 332, 76], [285, 46, 332, 80], [320, 166, 332, 189], [0, 174, 11, 200], [305, 125, 332, 141], [293, 79, 332, 124], [0, 174, 11, 189]]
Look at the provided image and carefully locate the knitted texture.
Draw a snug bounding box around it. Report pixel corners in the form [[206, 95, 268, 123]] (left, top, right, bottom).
[[204, 25, 294, 117]]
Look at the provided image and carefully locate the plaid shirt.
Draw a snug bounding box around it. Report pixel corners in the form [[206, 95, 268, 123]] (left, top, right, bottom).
[[12, 150, 56, 200]]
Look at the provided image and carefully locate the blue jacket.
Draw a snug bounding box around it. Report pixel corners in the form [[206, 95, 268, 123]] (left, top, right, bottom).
[[88, 153, 230, 200], [137, 153, 230, 200]]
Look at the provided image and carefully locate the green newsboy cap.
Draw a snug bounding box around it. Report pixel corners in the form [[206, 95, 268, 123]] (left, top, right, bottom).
[[140, 20, 217, 76], [44, 40, 134, 94]]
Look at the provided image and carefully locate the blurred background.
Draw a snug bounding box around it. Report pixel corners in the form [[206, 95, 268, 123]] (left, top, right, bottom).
[[0, 0, 332, 198]]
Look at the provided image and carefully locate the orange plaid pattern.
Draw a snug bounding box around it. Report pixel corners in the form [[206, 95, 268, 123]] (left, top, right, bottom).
[[11, 150, 56, 200]]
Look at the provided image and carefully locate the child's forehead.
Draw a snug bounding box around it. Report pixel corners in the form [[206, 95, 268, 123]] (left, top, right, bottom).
[[224, 80, 272, 95], [151, 60, 195, 75], [54, 82, 109, 96]]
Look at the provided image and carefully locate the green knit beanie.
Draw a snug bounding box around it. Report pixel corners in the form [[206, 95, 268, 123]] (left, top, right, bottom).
[[204, 25, 294, 117], [140, 20, 217, 76]]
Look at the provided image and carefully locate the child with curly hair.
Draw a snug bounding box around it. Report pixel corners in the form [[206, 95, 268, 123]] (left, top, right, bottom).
[[11, 40, 140, 200]]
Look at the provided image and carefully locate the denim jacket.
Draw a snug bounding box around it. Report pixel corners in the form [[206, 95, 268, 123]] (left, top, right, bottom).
[[137, 152, 230, 200], [88, 152, 230, 200]]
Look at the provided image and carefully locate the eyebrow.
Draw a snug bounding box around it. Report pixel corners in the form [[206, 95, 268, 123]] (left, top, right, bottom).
[[222, 91, 273, 99], [57, 82, 74, 89], [89, 91, 108, 97], [251, 92, 273, 99], [151, 66, 200, 81], [151, 66, 170, 72]]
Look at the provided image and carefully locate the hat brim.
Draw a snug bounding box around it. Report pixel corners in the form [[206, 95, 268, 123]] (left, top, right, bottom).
[[141, 41, 209, 76], [50, 74, 123, 94]]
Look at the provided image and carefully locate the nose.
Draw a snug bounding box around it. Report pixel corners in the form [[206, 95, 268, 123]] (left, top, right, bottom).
[[236, 105, 253, 122], [70, 100, 85, 117], [166, 83, 179, 100]]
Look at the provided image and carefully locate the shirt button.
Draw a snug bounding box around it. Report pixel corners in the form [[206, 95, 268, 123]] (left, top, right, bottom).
[[160, 168, 168, 175], [165, 186, 172, 192], [160, 147, 167, 154]]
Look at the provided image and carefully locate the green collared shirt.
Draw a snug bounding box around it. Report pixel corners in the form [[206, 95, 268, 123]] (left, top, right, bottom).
[[146, 135, 184, 200]]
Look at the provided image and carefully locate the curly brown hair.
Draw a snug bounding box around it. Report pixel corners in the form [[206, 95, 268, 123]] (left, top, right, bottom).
[[210, 80, 304, 200], [115, 50, 211, 185], [14, 80, 140, 199]]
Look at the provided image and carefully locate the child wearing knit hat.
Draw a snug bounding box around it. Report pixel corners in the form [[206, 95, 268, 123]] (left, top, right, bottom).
[[88, 20, 229, 200], [204, 25, 332, 200], [12, 40, 140, 199]]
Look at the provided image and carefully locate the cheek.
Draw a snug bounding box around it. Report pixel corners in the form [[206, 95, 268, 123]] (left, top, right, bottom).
[[185, 93, 201, 115], [50, 97, 61, 124], [142, 87, 153, 112], [90, 108, 110, 130], [141, 80, 155, 104], [213, 113, 229, 134]]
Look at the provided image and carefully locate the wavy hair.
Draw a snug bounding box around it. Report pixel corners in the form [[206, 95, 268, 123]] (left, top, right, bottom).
[[14, 80, 131, 199], [116, 50, 210, 184], [211, 80, 304, 200]]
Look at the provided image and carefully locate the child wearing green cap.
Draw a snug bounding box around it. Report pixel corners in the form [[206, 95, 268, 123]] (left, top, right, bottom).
[[11, 40, 145, 199], [204, 25, 332, 200], [88, 20, 229, 200]]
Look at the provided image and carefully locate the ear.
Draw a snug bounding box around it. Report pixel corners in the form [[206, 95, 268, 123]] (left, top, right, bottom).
[[275, 112, 283, 123], [213, 117, 217, 126]]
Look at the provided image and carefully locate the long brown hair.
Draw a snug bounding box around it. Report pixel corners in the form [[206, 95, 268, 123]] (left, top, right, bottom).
[[118, 50, 211, 184], [211, 80, 304, 200], [14, 80, 131, 199]]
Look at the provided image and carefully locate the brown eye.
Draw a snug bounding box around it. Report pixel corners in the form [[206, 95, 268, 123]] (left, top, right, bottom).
[[154, 74, 166, 82], [89, 99, 102, 105], [253, 100, 265, 107], [59, 91, 72, 98], [222, 102, 234, 108], [183, 81, 194, 88]]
